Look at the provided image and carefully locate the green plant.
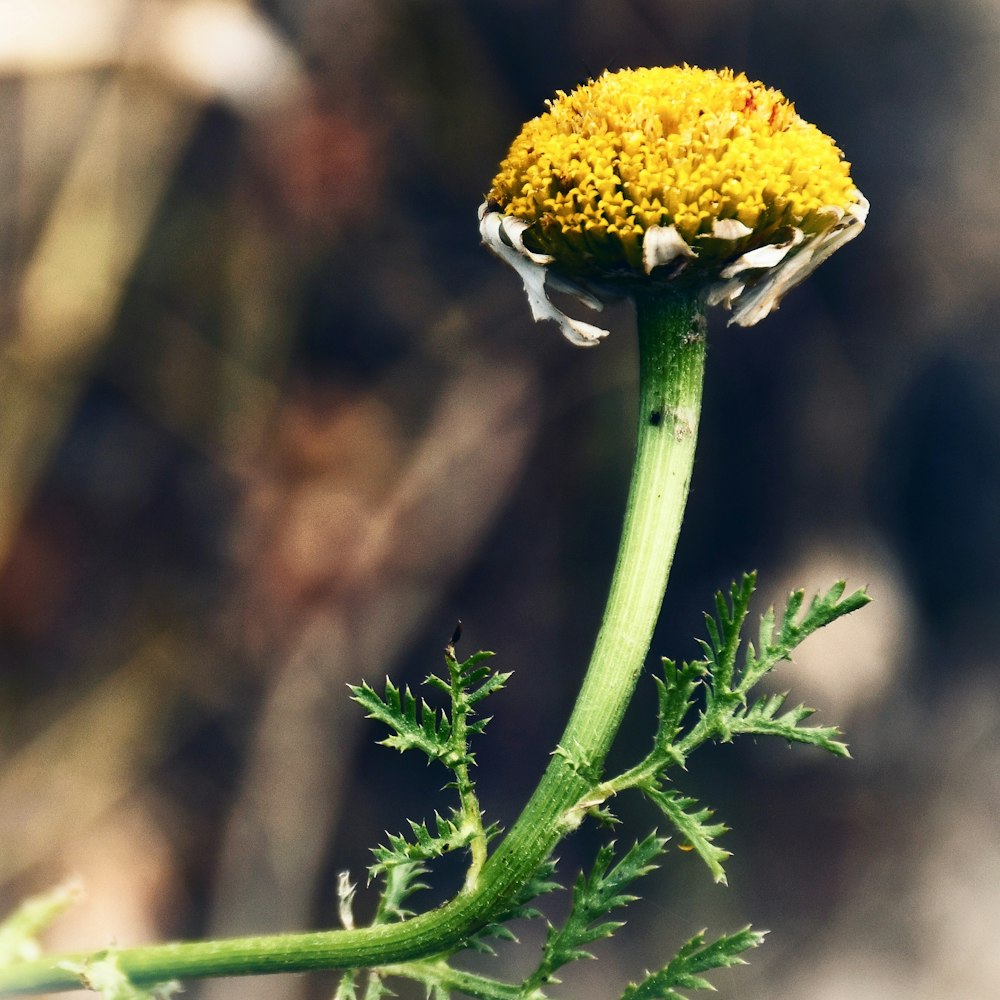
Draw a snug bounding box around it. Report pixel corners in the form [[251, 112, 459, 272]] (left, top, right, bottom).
[[0, 65, 869, 1000]]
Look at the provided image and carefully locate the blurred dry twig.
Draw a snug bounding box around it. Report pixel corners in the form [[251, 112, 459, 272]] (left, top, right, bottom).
[[0, 0, 306, 569]]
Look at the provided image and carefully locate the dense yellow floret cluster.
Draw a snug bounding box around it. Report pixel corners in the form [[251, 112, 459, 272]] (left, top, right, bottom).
[[487, 66, 857, 273]]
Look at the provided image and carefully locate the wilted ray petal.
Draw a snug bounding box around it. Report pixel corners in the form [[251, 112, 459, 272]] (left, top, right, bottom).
[[547, 272, 606, 312], [726, 197, 869, 326], [480, 207, 610, 346], [803, 194, 870, 270], [642, 225, 696, 274], [499, 216, 554, 265], [705, 277, 746, 309], [721, 229, 804, 278], [710, 219, 754, 240]]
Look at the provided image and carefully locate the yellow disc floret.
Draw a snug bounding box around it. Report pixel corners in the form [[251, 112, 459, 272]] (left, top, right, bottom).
[[487, 66, 858, 275]]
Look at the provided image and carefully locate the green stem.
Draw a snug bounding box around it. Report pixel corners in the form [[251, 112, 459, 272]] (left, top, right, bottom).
[[447, 649, 489, 890], [0, 289, 707, 997]]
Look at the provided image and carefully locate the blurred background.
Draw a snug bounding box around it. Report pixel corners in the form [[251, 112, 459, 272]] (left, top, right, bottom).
[[1, 1, 998, 998]]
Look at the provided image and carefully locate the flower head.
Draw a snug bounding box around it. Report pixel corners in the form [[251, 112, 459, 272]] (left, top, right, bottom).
[[480, 66, 868, 345]]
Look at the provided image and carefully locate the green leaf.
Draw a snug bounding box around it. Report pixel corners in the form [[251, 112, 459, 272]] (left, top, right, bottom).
[[360, 971, 392, 1000], [373, 860, 431, 924], [350, 679, 451, 761], [454, 650, 511, 708], [699, 574, 756, 698], [425, 650, 510, 721], [370, 811, 493, 879], [654, 658, 706, 751], [620, 926, 766, 1000], [0, 880, 81, 967], [355, 642, 512, 939], [525, 837, 665, 990], [334, 972, 358, 1000], [738, 581, 871, 695], [642, 786, 730, 885], [729, 693, 850, 757], [678, 576, 868, 758], [353, 646, 510, 799]]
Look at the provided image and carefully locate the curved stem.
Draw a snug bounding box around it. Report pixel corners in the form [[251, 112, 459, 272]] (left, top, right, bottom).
[[0, 289, 707, 996]]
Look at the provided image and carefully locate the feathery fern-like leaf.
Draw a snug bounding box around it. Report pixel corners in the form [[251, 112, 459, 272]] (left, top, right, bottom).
[[729, 693, 850, 757], [521, 837, 666, 993], [350, 678, 452, 760], [642, 787, 730, 885], [620, 926, 765, 1000]]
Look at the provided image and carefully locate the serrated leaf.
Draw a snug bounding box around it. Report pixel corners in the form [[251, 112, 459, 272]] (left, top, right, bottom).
[[525, 837, 666, 988], [643, 786, 730, 885], [370, 811, 480, 879], [738, 582, 870, 694], [729, 694, 850, 757], [677, 576, 868, 763], [353, 647, 508, 780], [620, 926, 766, 1000], [587, 803, 621, 827], [756, 604, 776, 658], [654, 659, 706, 749], [465, 671, 512, 707], [354, 640, 515, 946], [334, 972, 358, 1000], [350, 679, 451, 761], [361, 971, 392, 1000], [702, 574, 757, 696], [372, 860, 431, 924], [448, 650, 510, 711]]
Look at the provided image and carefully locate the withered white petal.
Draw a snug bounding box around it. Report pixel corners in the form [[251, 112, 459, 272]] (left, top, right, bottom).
[[801, 194, 870, 272], [710, 218, 754, 240], [479, 206, 610, 347], [705, 277, 746, 309], [642, 225, 696, 275], [500, 215, 555, 266], [480, 181, 868, 336], [725, 195, 868, 327], [547, 272, 606, 312], [721, 229, 804, 278], [816, 204, 846, 223]]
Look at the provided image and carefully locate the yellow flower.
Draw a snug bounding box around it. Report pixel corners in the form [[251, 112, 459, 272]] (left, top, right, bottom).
[[480, 66, 868, 345]]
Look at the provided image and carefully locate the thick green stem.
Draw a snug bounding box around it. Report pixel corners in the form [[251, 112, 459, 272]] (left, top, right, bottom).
[[0, 289, 706, 996]]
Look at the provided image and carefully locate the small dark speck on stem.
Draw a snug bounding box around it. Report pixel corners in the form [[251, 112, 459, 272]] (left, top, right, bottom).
[[649, 409, 662, 427]]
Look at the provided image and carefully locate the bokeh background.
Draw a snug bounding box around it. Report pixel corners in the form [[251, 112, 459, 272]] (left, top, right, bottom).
[[1, 1, 998, 998]]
